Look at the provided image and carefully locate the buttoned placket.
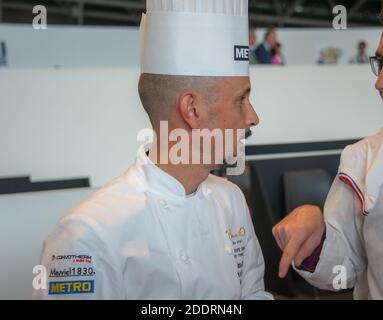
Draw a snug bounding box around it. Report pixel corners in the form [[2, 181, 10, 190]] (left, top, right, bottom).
[[155, 195, 194, 266], [135, 145, 242, 298]]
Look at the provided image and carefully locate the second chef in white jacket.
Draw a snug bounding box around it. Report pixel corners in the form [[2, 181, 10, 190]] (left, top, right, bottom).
[[272, 30, 383, 299]]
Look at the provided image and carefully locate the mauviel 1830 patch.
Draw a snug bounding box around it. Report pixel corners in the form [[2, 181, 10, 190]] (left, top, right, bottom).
[[48, 280, 94, 295]]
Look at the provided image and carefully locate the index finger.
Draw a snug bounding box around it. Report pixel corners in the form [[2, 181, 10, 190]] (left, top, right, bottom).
[[278, 236, 304, 278]]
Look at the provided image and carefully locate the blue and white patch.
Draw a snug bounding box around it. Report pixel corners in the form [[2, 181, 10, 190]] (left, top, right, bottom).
[[48, 280, 94, 295]]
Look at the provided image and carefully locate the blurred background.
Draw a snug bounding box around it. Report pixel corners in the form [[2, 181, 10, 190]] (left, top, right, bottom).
[[1, 0, 383, 299]]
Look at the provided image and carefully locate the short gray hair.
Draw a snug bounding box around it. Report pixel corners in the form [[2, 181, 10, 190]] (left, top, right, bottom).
[[138, 74, 223, 125]]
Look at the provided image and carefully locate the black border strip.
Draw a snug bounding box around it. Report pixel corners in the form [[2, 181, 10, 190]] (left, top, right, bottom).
[[245, 139, 361, 156], [0, 177, 90, 195]]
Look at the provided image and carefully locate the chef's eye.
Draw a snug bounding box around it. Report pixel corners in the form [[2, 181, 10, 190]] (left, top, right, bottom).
[[239, 96, 247, 105]]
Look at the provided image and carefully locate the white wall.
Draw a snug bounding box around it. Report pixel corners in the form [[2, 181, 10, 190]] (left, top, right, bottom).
[[0, 67, 150, 187], [0, 188, 94, 299], [248, 64, 383, 145], [0, 23, 382, 68], [1, 65, 382, 188], [0, 24, 140, 68]]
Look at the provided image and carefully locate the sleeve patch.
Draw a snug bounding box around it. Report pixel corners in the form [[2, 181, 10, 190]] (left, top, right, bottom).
[[46, 253, 96, 295], [48, 280, 94, 295]]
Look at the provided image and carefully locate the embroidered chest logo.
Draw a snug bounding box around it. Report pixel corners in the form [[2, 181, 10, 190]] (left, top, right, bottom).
[[225, 227, 246, 283], [226, 227, 246, 240]]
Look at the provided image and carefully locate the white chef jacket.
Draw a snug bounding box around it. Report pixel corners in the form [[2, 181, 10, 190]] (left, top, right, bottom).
[[33, 145, 273, 300], [295, 129, 383, 299]]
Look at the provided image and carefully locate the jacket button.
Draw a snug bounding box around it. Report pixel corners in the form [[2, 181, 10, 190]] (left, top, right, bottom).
[[158, 199, 167, 207], [179, 250, 190, 264]]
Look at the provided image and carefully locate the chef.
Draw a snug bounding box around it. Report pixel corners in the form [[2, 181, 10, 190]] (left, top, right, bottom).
[[33, 0, 273, 300], [272, 30, 383, 300]]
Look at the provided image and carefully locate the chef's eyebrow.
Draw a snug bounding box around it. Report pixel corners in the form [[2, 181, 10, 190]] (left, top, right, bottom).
[[237, 87, 251, 98]]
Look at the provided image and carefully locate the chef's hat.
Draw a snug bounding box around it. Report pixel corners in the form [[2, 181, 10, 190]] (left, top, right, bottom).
[[140, 0, 250, 77]]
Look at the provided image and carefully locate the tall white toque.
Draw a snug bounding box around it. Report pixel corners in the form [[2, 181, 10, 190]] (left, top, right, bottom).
[[140, 0, 250, 77]]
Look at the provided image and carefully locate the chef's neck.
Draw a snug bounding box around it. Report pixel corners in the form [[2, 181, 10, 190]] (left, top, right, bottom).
[[148, 145, 215, 196]]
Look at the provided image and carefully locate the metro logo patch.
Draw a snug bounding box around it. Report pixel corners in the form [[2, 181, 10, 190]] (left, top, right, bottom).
[[48, 280, 94, 295]]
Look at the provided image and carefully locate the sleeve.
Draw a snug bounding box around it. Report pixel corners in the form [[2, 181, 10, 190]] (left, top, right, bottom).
[[293, 165, 367, 291], [236, 188, 274, 300], [32, 216, 122, 300], [298, 230, 326, 273]]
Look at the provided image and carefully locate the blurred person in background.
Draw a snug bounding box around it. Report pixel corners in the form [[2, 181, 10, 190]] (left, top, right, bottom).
[[349, 41, 369, 64], [271, 42, 285, 65], [254, 28, 277, 64], [249, 27, 258, 65]]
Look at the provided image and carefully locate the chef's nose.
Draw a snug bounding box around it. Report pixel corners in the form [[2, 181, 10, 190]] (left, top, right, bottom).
[[246, 103, 260, 127]]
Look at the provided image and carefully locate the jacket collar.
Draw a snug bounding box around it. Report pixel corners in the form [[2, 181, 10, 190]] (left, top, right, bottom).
[[134, 144, 210, 201]]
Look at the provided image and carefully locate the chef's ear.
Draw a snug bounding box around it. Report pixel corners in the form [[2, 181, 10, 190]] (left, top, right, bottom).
[[177, 91, 207, 129]]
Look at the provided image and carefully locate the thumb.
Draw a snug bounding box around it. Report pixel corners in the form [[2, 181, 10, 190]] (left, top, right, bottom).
[[294, 234, 324, 267]]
